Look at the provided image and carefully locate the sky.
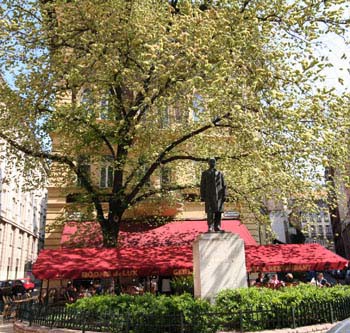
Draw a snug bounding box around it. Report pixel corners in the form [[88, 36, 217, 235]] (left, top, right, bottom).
[[316, 32, 350, 93]]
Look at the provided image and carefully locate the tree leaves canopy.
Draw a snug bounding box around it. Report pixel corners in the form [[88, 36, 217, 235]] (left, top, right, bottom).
[[0, 0, 349, 246]]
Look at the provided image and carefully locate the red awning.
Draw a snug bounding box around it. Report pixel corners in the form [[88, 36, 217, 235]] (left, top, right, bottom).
[[61, 220, 258, 248], [32, 246, 193, 280], [245, 243, 348, 273], [33, 243, 348, 280]]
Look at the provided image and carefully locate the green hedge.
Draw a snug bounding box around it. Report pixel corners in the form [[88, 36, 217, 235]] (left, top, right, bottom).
[[214, 284, 350, 311], [214, 284, 350, 331], [68, 293, 212, 333], [66, 284, 350, 332], [170, 276, 194, 295], [68, 292, 210, 315]]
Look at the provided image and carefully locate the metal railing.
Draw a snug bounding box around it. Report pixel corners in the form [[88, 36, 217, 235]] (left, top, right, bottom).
[[16, 297, 350, 333]]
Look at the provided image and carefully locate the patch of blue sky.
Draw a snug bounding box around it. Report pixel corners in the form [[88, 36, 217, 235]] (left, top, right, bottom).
[[314, 32, 350, 93]]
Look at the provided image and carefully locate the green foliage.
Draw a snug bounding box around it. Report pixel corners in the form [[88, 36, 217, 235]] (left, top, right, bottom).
[[68, 292, 212, 333], [215, 284, 350, 311], [69, 292, 210, 315], [1, 0, 350, 246], [170, 276, 194, 295], [65, 286, 350, 332], [214, 284, 350, 330]]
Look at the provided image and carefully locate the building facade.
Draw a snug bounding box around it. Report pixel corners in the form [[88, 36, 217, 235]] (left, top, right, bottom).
[[269, 199, 334, 250], [0, 140, 47, 280], [301, 202, 334, 251]]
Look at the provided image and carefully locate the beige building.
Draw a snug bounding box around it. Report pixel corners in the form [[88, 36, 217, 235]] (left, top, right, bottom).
[[0, 139, 47, 280]]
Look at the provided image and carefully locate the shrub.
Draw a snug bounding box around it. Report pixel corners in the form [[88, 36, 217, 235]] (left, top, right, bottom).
[[170, 276, 194, 295], [66, 284, 350, 332], [68, 292, 211, 333], [215, 284, 350, 311], [214, 284, 350, 331]]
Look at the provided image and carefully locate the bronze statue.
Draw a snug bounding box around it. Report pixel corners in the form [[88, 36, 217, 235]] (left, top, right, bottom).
[[200, 158, 227, 232]]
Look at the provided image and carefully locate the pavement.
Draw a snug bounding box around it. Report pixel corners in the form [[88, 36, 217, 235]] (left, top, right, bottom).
[[0, 319, 340, 333], [0, 322, 13, 333], [326, 319, 350, 333], [0, 315, 13, 333]]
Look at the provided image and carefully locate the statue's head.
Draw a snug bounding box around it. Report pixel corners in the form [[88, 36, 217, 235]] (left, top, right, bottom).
[[208, 158, 216, 168]]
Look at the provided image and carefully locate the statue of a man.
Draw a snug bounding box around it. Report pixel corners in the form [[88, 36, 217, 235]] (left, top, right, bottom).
[[200, 158, 227, 232]]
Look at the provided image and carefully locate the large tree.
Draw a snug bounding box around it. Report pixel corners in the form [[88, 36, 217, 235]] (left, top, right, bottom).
[[0, 0, 349, 247]]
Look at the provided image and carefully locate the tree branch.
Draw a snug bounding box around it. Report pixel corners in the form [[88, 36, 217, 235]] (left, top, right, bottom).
[[0, 132, 74, 166], [0, 131, 107, 223], [125, 112, 232, 204], [131, 64, 155, 119], [71, 116, 116, 159], [130, 184, 194, 206], [240, 0, 252, 13], [161, 152, 251, 165]]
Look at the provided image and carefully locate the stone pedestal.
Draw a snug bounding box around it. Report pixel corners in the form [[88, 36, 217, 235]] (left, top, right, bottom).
[[193, 232, 247, 301]]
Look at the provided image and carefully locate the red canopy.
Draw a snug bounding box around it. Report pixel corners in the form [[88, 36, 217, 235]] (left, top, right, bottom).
[[32, 246, 193, 280], [33, 242, 348, 280], [60, 220, 258, 248], [245, 243, 348, 273]]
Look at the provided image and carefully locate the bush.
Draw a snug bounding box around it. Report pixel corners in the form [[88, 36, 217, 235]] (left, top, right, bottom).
[[68, 292, 211, 333], [215, 284, 350, 311], [66, 285, 350, 332], [170, 276, 194, 295], [214, 284, 350, 331]]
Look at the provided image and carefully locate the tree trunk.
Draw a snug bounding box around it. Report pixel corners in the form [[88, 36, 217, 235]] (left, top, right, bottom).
[[100, 197, 126, 247], [101, 218, 120, 248], [325, 167, 347, 257]]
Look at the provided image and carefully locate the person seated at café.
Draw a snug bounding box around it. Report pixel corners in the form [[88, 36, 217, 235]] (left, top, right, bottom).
[[268, 274, 285, 288], [126, 280, 144, 295], [65, 282, 78, 302], [315, 272, 331, 287], [254, 272, 265, 286], [284, 273, 296, 286]]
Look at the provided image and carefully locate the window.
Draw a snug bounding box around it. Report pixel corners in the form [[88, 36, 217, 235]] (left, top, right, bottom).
[[81, 88, 95, 114], [7, 257, 11, 280], [81, 89, 110, 120], [174, 108, 185, 123], [15, 258, 19, 279], [100, 155, 114, 188], [160, 167, 171, 186], [18, 234, 22, 249], [76, 156, 91, 187], [191, 94, 203, 122], [99, 97, 109, 120], [136, 156, 150, 186], [310, 226, 316, 237], [27, 235, 31, 255], [318, 225, 324, 237], [160, 108, 169, 128]]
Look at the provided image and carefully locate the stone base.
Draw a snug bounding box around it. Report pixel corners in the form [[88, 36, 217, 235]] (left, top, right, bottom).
[[193, 232, 247, 301]]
